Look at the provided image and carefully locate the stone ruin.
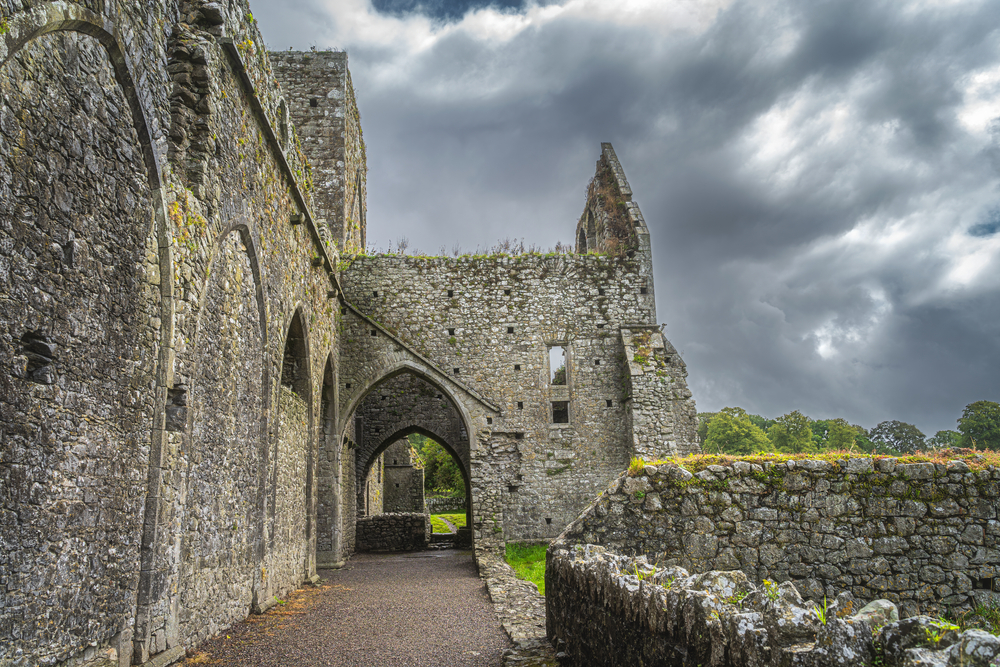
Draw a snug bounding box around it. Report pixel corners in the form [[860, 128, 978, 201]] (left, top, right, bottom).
[[0, 0, 698, 664], [546, 456, 1000, 666]]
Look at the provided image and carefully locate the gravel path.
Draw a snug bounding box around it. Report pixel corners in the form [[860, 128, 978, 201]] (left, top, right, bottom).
[[182, 549, 512, 666]]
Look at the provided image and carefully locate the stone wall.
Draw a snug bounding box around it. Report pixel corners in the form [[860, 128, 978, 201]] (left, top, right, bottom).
[[341, 247, 698, 544], [546, 544, 1000, 667], [427, 495, 467, 514], [0, 1, 359, 664], [355, 513, 430, 552], [271, 51, 367, 254], [554, 455, 1000, 618], [384, 440, 426, 513], [0, 29, 160, 667]]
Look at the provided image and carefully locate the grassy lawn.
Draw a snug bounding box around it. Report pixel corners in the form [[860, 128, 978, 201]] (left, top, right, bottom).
[[505, 542, 547, 595], [429, 513, 468, 534]]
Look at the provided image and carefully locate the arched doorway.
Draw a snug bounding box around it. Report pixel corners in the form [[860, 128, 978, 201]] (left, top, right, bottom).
[[343, 371, 472, 551]]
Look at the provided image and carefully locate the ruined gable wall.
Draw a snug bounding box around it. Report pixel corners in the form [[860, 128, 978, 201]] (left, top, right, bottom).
[[554, 456, 1000, 618], [340, 253, 686, 541]]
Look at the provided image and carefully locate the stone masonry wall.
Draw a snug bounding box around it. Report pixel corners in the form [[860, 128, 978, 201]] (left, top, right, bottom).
[[384, 439, 426, 514], [0, 30, 160, 667], [546, 545, 1000, 667], [341, 250, 697, 542], [271, 51, 367, 254], [0, 1, 361, 664], [554, 455, 1000, 618], [355, 513, 430, 552]]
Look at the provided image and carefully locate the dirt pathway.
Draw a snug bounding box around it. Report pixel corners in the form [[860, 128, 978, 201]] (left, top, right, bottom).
[[182, 549, 511, 667]]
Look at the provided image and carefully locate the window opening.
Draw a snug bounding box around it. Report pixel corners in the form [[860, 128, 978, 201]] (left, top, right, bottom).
[[507, 326, 514, 334], [640, 287, 648, 294], [598, 288, 605, 296], [551, 401, 569, 424], [487, 417, 493, 424], [371, 330, 377, 337], [549, 346, 567, 385], [545, 517, 552, 525], [517, 401, 523, 410], [448, 328, 455, 335], [447, 289, 454, 297], [504, 289, 511, 295], [606, 399, 613, 407], [594, 359, 601, 365], [310, 98, 319, 108], [514, 364, 520, 371]]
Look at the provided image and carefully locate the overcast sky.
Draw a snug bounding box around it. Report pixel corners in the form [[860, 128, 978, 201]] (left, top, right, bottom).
[[250, 0, 1000, 437]]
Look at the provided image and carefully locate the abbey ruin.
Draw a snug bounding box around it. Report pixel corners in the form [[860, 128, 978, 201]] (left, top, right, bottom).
[[0, 1, 700, 664]]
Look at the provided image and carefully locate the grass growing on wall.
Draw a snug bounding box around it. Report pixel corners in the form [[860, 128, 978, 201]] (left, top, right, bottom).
[[506, 542, 548, 595]]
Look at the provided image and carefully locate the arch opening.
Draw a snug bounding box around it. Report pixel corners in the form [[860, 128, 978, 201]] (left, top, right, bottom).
[[344, 370, 473, 551]]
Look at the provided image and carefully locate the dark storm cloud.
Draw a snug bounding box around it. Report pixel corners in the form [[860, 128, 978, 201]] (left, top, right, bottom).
[[251, 0, 1000, 435]]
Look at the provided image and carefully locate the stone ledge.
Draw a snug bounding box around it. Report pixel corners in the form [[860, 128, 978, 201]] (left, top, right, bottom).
[[476, 549, 559, 667], [139, 646, 185, 667]]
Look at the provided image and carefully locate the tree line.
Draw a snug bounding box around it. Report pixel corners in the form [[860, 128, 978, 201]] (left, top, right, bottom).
[[408, 433, 466, 497], [698, 400, 1000, 456]]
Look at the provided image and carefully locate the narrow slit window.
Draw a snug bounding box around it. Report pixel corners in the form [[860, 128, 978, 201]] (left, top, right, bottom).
[[517, 401, 523, 410], [487, 417, 493, 424], [549, 346, 567, 385], [447, 289, 454, 297], [551, 401, 569, 423]]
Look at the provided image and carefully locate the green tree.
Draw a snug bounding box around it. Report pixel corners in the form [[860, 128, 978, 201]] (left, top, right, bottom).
[[868, 420, 925, 455], [825, 418, 859, 451], [957, 401, 1000, 450], [696, 412, 718, 445], [927, 429, 962, 449], [768, 410, 814, 453], [704, 407, 773, 455], [409, 434, 465, 495]]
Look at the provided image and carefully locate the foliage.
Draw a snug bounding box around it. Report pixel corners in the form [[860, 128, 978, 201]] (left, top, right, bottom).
[[958, 400, 1000, 450], [409, 434, 465, 495], [505, 542, 548, 595], [868, 420, 926, 455], [704, 407, 774, 455], [813, 596, 829, 625], [628, 456, 646, 476], [768, 410, 814, 453], [948, 601, 1000, 635], [696, 412, 718, 445], [927, 430, 962, 449]]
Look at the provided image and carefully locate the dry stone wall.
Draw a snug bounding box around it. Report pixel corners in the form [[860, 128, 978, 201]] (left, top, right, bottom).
[[546, 545, 1000, 667], [555, 456, 1000, 618]]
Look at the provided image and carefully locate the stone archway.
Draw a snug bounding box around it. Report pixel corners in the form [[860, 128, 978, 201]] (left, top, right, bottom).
[[345, 370, 474, 545]]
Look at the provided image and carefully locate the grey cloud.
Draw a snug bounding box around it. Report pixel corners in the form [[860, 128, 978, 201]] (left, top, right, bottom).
[[252, 0, 1000, 434]]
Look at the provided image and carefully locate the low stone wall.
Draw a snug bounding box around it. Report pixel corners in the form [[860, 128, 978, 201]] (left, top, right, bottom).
[[555, 455, 1000, 617], [427, 495, 466, 514], [546, 545, 1000, 667], [355, 513, 430, 552]]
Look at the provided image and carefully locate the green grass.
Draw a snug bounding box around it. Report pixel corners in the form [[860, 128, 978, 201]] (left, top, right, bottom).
[[947, 602, 1000, 635], [429, 513, 468, 534], [505, 542, 548, 595]]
